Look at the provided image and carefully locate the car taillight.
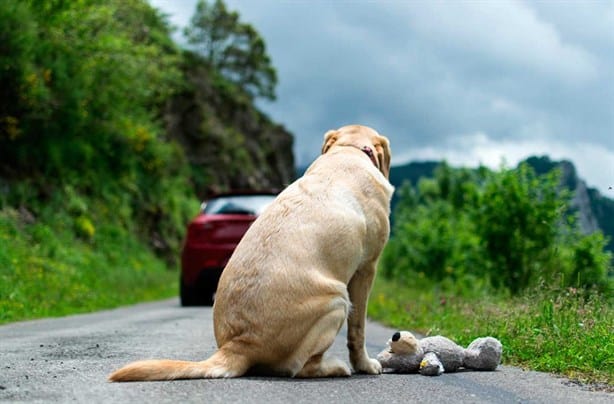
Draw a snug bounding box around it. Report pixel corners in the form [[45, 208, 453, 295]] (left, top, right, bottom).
[[188, 223, 211, 240], [187, 216, 256, 244]]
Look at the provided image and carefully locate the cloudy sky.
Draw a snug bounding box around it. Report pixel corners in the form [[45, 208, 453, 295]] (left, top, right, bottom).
[[149, 0, 613, 195]]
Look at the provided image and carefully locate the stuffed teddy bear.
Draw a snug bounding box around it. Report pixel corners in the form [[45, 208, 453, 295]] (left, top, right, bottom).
[[377, 331, 502, 376]]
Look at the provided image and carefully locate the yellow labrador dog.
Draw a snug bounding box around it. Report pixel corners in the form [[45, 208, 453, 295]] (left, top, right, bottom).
[[109, 125, 393, 381]]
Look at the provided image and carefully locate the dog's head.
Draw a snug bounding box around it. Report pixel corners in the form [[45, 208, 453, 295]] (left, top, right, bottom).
[[321, 125, 391, 179]]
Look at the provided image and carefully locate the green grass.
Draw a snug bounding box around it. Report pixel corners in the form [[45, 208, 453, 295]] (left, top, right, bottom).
[[0, 206, 178, 324], [368, 276, 613, 387]]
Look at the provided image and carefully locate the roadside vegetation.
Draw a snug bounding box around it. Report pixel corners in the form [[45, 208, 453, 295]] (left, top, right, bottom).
[[0, 0, 285, 324], [369, 163, 613, 387], [0, 204, 179, 323]]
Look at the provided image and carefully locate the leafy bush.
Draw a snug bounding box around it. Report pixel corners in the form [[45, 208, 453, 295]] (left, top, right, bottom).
[[382, 162, 612, 295]]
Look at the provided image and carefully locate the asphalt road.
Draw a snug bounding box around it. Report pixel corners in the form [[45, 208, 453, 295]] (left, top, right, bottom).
[[1, 298, 611, 403]]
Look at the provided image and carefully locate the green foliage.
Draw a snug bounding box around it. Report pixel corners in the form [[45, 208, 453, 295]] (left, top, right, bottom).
[[0, 205, 177, 324], [382, 162, 612, 295], [185, 0, 277, 100], [0, 0, 195, 321], [587, 187, 614, 255], [0, 0, 197, 263], [3, 0, 182, 159], [476, 164, 564, 293], [368, 277, 613, 386], [568, 232, 612, 290]]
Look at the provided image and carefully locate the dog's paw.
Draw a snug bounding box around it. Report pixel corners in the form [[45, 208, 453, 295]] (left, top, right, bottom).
[[325, 358, 352, 377], [296, 357, 351, 378], [353, 357, 382, 375]]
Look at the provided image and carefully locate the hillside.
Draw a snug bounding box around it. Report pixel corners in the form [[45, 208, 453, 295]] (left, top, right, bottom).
[[389, 157, 614, 253], [0, 0, 294, 256], [166, 51, 294, 199], [0, 0, 293, 322]]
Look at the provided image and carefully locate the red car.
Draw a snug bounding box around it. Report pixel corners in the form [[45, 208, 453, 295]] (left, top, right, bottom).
[[180, 191, 278, 306]]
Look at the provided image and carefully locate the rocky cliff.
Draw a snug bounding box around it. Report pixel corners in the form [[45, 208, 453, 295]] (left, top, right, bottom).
[[166, 53, 295, 199]]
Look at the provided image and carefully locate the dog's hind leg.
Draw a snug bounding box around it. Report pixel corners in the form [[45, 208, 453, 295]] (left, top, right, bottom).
[[292, 298, 351, 378], [295, 354, 350, 378]]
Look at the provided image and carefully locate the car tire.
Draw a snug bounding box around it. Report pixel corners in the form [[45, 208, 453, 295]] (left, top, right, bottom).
[[180, 277, 214, 306]]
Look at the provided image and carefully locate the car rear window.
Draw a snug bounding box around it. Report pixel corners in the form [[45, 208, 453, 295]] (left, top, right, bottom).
[[203, 195, 276, 215]]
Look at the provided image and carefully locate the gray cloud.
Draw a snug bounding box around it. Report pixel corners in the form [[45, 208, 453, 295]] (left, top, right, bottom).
[[151, 0, 614, 194]]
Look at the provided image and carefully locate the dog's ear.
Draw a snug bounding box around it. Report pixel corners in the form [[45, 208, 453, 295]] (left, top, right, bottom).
[[375, 135, 391, 179], [321, 130, 339, 154]]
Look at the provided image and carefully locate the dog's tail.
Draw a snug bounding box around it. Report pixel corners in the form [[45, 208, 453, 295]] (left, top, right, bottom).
[[108, 349, 251, 382]]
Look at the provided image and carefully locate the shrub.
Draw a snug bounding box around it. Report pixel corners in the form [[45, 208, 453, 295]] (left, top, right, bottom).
[[382, 162, 612, 295]]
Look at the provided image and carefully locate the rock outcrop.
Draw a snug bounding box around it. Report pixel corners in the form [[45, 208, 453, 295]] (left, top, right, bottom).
[[165, 53, 295, 199]]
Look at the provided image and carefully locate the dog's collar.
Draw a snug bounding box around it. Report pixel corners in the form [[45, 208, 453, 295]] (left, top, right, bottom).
[[335, 144, 379, 168], [359, 145, 378, 168]]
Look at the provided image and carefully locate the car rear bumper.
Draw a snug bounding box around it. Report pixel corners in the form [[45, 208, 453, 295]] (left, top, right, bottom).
[[180, 244, 233, 284], [188, 266, 224, 292], [180, 267, 224, 306]]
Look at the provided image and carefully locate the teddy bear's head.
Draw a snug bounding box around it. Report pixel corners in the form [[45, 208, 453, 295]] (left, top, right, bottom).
[[388, 331, 419, 355]]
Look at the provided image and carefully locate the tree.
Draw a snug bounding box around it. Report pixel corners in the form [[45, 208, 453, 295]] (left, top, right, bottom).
[[184, 0, 277, 101]]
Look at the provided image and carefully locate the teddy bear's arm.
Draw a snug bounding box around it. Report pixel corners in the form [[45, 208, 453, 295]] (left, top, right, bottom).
[[419, 352, 444, 376]]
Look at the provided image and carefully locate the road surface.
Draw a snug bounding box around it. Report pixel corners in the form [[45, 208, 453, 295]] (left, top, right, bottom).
[[1, 298, 611, 403]]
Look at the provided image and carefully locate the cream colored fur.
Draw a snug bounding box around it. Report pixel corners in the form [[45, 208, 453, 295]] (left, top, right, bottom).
[[108, 125, 394, 381]]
